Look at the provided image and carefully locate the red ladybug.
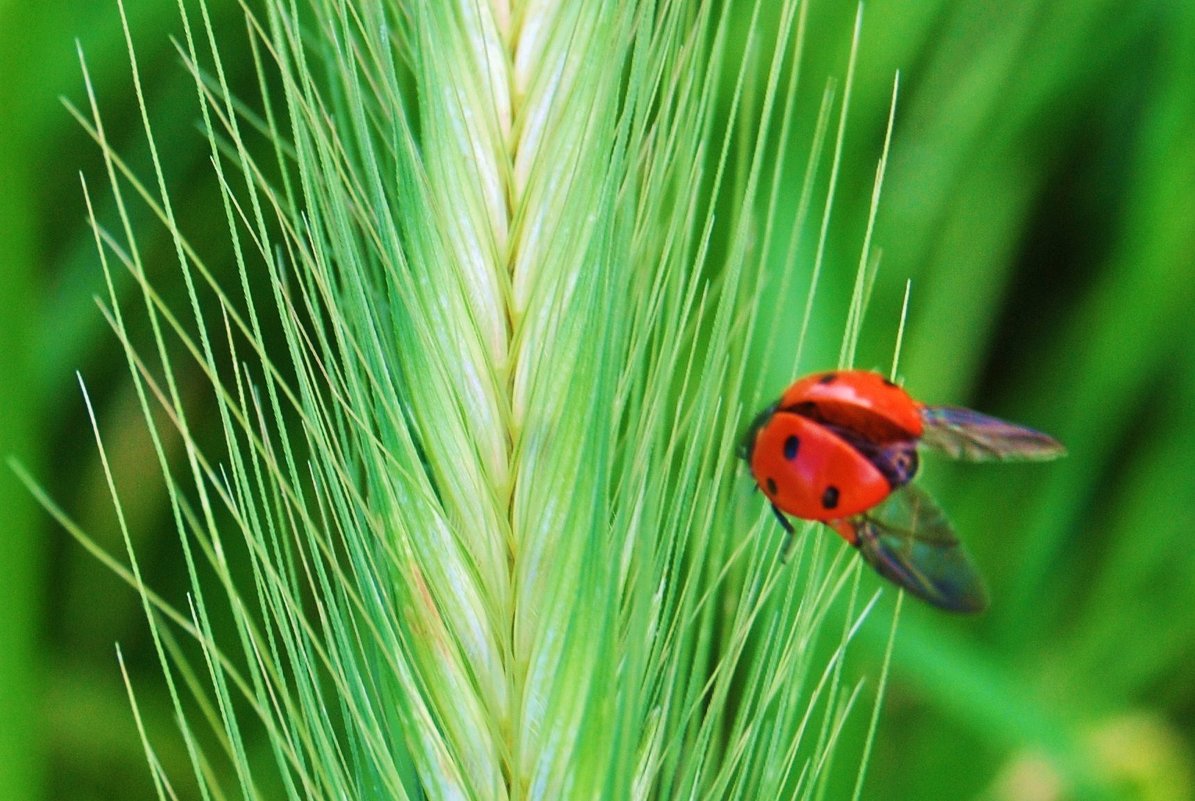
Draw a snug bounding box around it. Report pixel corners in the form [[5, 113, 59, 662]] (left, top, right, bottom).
[[739, 370, 1065, 612]]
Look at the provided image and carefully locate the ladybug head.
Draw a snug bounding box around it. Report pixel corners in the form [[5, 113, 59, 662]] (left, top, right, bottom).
[[736, 402, 777, 463]]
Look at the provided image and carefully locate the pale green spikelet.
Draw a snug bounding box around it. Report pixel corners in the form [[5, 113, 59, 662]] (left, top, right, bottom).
[[46, 0, 904, 798]]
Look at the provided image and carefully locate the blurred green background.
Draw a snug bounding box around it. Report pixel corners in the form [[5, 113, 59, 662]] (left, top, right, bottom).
[[2, 1, 1194, 799]]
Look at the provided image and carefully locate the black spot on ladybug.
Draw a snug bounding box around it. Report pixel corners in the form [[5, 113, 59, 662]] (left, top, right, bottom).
[[822, 485, 840, 509], [818, 373, 838, 385], [881, 377, 898, 388], [765, 478, 777, 496], [783, 435, 800, 460]]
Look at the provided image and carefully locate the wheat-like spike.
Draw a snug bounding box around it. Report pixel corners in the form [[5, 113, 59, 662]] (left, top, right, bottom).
[[64, 0, 905, 798]]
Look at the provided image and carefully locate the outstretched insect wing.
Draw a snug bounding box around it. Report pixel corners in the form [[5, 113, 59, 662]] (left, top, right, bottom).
[[849, 484, 989, 613], [920, 406, 1066, 462]]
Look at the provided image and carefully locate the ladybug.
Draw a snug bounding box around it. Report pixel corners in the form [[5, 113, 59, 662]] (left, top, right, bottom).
[[739, 370, 1065, 612]]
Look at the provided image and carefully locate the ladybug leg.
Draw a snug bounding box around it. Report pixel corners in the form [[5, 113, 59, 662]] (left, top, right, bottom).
[[769, 502, 794, 532], [769, 503, 797, 562], [780, 533, 797, 563]]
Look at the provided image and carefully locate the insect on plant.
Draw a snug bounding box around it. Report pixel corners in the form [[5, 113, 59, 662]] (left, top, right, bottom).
[[739, 370, 1066, 612]]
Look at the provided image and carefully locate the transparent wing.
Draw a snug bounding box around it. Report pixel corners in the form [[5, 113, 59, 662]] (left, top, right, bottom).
[[920, 406, 1066, 462], [849, 484, 989, 613]]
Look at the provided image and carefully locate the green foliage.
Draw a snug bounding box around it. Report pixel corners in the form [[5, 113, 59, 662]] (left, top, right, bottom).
[[4, 0, 1195, 799], [28, 0, 900, 798]]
